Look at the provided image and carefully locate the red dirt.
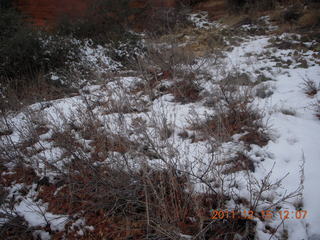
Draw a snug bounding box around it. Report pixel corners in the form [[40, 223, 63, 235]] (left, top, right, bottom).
[[194, 0, 227, 20], [15, 0, 90, 26], [15, 0, 179, 27]]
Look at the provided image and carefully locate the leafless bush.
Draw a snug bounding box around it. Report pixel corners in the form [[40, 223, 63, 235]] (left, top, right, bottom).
[[144, 6, 192, 35], [190, 82, 268, 146], [134, 39, 195, 77], [0, 183, 35, 240], [302, 78, 319, 96], [0, 73, 77, 112], [132, 33, 209, 104], [245, 164, 302, 212], [0, 73, 291, 240], [0, 215, 34, 240]]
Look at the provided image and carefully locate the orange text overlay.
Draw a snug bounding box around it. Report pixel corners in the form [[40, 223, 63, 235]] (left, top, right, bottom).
[[211, 210, 308, 220]]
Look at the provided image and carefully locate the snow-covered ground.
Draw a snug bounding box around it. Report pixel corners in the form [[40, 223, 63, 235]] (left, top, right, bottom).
[[204, 31, 320, 239], [212, 33, 320, 239], [1, 13, 320, 240]]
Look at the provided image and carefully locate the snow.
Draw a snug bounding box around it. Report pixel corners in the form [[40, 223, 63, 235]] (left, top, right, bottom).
[[258, 67, 320, 238], [194, 29, 320, 238], [1, 13, 320, 240], [189, 11, 224, 29], [15, 198, 68, 231]]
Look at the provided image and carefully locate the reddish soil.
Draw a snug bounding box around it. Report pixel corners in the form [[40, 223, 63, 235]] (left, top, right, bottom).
[[15, 0, 227, 29], [194, 0, 226, 20], [15, 0, 89, 26], [15, 0, 180, 27]]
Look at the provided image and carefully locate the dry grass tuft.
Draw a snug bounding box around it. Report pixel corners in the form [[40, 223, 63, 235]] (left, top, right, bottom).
[[239, 130, 269, 147], [0, 164, 39, 187], [298, 9, 320, 28], [191, 100, 264, 143], [302, 78, 319, 96], [170, 78, 202, 103]]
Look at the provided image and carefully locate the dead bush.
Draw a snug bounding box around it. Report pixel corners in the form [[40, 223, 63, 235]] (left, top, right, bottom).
[[144, 6, 191, 34], [302, 78, 319, 96], [135, 42, 195, 78], [0, 216, 34, 240], [239, 130, 269, 147], [298, 9, 320, 28], [141, 168, 196, 232], [132, 36, 202, 102], [281, 5, 303, 23], [0, 73, 78, 112], [0, 177, 35, 239], [223, 153, 255, 174], [169, 77, 202, 103], [190, 83, 266, 144], [0, 164, 39, 187]]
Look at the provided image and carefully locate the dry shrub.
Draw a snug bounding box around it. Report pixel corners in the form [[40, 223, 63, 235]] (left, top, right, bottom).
[[38, 163, 194, 239], [239, 131, 269, 147], [142, 169, 194, 223], [192, 85, 265, 143], [223, 153, 255, 174], [298, 10, 320, 28], [38, 163, 147, 239], [143, 6, 191, 34], [0, 216, 34, 240], [205, 109, 259, 138], [133, 36, 205, 104], [169, 77, 202, 103], [41, 163, 141, 215], [136, 41, 195, 78], [0, 164, 39, 187], [302, 78, 318, 96], [0, 73, 77, 111], [133, 33, 198, 90], [0, 166, 37, 239]]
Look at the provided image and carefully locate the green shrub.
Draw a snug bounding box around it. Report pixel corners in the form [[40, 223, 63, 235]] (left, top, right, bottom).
[[0, 8, 80, 91]]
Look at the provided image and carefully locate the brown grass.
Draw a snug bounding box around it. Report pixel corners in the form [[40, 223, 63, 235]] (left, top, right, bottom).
[[169, 78, 202, 103], [298, 10, 320, 28], [239, 131, 269, 147], [190, 106, 263, 142], [302, 78, 318, 97], [0, 164, 39, 187]]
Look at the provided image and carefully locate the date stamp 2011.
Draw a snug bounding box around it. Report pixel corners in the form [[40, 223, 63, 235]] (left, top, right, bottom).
[[211, 210, 308, 220]]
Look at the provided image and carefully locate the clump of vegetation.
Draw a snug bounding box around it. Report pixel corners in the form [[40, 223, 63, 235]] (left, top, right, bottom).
[[0, 6, 81, 108], [225, 0, 278, 12], [56, 0, 141, 44], [0, 1, 145, 110], [302, 78, 319, 96], [190, 82, 268, 146], [170, 77, 202, 103]]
